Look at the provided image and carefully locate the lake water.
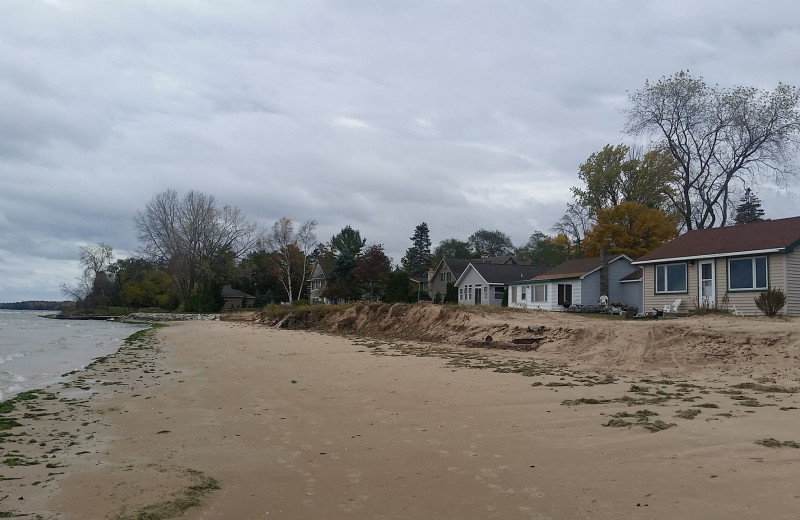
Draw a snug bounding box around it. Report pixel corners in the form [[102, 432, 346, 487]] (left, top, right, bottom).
[[0, 309, 147, 401]]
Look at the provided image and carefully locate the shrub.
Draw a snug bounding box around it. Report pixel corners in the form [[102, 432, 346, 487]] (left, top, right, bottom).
[[754, 287, 787, 316]]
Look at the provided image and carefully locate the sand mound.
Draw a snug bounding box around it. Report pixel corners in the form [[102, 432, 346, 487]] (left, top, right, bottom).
[[238, 303, 800, 382]]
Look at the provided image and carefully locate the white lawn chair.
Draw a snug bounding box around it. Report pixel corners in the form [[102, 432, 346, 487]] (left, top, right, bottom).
[[670, 299, 681, 313], [599, 295, 608, 309], [732, 305, 744, 316]]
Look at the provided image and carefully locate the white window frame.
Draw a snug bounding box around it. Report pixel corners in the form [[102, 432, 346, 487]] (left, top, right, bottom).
[[533, 284, 548, 302], [728, 256, 769, 291], [655, 262, 688, 294], [521, 286, 527, 300]]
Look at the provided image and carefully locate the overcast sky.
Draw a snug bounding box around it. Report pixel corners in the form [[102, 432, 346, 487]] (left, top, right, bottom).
[[2, 1, 800, 302]]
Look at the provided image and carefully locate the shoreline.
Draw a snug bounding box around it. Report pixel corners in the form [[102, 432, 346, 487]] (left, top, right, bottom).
[[2, 319, 800, 518]]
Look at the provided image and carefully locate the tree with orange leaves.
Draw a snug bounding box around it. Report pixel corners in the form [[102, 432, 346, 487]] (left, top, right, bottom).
[[583, 202, 678, 259]]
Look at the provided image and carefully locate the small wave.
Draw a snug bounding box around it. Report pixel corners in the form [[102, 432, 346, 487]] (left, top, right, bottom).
[[0, 352, 28, 365], [1, 370, 26, 383]]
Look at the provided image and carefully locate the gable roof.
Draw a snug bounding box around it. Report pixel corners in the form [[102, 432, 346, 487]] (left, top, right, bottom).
[[439, 256, 518, 280], [532, 254, 632, 281], [222, 285, 254, 299], [455, 263, 550, 286], [309, 255, 335, 280], [633, 216, 800, 264]]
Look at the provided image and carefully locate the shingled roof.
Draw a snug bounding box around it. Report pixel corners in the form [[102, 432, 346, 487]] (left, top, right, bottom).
[[459, 263, 550, 285], [634, 216, 800, 264], [442, 256, 517, 279], [531, 254, 631, 281]]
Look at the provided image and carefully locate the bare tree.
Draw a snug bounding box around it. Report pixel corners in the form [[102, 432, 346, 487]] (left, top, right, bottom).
[[261, 218, 318, 304], [79, 243, 115, 278], [552, 203, 593, 258], [135, 189, 258, 308], [626, 71, 800, 229]]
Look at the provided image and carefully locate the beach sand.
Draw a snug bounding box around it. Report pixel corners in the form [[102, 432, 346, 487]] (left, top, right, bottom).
[[3, 316, 800, 519]]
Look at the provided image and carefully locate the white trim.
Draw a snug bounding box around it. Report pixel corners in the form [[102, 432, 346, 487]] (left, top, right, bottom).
[[579, 254, 634, 279], [619, 279, 642, 283], [633, 248, 783, 265], [698, 260, 716, 306], [453, 263, 489, 287]]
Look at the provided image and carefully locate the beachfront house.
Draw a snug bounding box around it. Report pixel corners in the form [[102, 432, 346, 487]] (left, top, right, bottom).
[[308, 259, 333, 305], [222, 285, 256, 309], [507, 254, 641, 312], [455, 263, 549, 307], [429, 256, 517, 301], [632, 216, 800, 316]]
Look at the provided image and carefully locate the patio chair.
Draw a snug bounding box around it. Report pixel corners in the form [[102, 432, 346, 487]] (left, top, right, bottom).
[[732, 305, 744, 317], [599, 295, 609, 309]]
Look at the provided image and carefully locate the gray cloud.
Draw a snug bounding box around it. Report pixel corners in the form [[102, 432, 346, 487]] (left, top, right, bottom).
[[2, 0, 800, 301]]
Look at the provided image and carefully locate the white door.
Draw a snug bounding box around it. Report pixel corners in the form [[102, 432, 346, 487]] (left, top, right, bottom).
[[699, 261, 715, 307]]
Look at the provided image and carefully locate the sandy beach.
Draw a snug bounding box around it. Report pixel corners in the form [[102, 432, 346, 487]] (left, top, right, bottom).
[[3, 308, 800, 519]]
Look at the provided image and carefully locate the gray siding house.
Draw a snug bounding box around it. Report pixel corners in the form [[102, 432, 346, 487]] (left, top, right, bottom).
[[429, 256, 517, 301], [508, 254, 641, 312], [307, 259, 334, 305], [455, 263, 549, 307]]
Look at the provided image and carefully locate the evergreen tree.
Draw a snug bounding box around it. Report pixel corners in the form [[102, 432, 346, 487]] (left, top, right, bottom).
[[734, 188, 766, 225], [401, 222, 433, 277]]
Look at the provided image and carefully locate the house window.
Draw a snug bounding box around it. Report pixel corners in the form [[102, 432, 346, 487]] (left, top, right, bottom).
[[655, 263, 687, 293], [483, 286, 488, 300], [729, 256, 768, 291], [533, 284, 547, 302], [459, 287, 463, 300], [468, 285, 473, 300], [440, 272, 445, 281], [557, 284, 572, 306], [446, 272, 451, 282], [494, 286, 504, 300], [521, 286, 527, 300]]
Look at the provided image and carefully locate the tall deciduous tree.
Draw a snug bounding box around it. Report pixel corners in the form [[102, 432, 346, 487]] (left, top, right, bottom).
[[468, 229, 513, 257], [572, 144, 676, 216], [582, 202, 678, 259], [135, 189, 258, 310], [552, 203, 592, 258], [354, 244, 392, 301], [514, 232, 571, 266], [261, 218, 317, 304], [734, 187, 766, 225], [626, 71, 800, 230], [401, 222, 433, 276]]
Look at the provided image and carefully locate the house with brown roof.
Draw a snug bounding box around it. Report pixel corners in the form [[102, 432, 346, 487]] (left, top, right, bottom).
[[455, 262, 549, 307], [428, 256, 517, 301], [507, 254, 640, 311], [632, 216, 800, 315]]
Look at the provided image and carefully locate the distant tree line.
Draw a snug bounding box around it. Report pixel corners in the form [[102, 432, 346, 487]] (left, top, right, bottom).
[[0, 301, 74, 311]]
